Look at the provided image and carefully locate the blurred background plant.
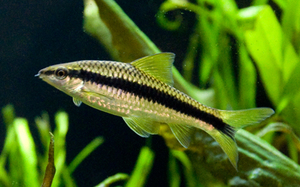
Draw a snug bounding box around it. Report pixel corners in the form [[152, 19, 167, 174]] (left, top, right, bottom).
[[1, 0, 300, 186], [0, 105, 156, 187], [83, 0, 300, 186], [0, 105, 103, 186], [154, 0, 300, 162]]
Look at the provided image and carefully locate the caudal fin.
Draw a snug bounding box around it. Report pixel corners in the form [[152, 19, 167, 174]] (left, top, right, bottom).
[[219, 108, 275, 129], [208, 108, 274, 170]]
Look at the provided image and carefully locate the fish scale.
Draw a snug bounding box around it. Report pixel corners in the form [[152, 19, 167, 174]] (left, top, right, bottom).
[[37, 52, 274, 170]]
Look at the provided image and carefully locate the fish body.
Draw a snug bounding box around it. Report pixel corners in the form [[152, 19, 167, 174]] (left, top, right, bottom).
[[37, 53, 274, 169]]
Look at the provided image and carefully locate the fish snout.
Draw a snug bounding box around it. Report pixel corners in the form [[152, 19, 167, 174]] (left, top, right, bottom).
[[35, 66, 54, 78], [35, 70, 42, 78]]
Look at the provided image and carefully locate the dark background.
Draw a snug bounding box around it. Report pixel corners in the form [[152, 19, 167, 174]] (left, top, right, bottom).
[[0, 0, 253, 186]]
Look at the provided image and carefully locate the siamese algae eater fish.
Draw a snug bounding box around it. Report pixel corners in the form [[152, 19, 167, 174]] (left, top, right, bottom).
[[36, 53, 274, 169]]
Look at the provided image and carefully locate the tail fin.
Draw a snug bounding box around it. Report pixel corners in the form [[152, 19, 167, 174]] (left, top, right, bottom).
[[219, 108, 275, 129], [208, 108, 274, 170]]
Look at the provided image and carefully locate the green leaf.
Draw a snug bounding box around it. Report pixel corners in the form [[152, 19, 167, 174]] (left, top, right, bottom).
[[84, 0, 160, 62], [13, 118, 39, 187], [168, 150, 181, 187], [83, 0, 215, 107], [256, 122, 300, 162], [125, 147, 154, 187], [239, 5, 282, 105], [251, 0, 268, 6], [277, 56, 300, 113], [52, 111, 70, 187], [95, 173, 129, 187], [35, 112, 51, 149], [68, 137, 104, 174], [273, 0, 287, 9], [170, 150, 198, 187], [281, 0, 300, 53], [238, 44, 257, 108], [2, 105, 15, 127]]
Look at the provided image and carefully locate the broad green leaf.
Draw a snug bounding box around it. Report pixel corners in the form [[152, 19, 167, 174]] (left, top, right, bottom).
[[238, 44, 256, 108], [85, 0, 160, 62], [84, 0, 215, 107], [275, 27, 299, 113], [252, 0, 286, 9], [239, 6, 282, 104], [272, 0, 287, 10], [281, 41, 299, 83], [277, 55, 300, 113], [282, 0, 300, 52], [14, 118, 39, 187], [83, 1, 300, 185], [281, 0, 300, 53], [239, 5, 300, 121], [251, 0, 268, 6], [281, 91, 300, 133]]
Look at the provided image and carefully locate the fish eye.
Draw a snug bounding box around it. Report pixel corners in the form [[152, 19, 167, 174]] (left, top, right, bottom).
[[55, 67, 68, 79]]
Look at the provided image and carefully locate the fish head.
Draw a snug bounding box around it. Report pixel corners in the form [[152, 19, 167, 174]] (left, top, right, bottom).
[[36, 63, 83, 95]]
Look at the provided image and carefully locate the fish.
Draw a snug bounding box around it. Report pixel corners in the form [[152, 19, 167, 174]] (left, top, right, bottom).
[[36, 52, 274, 170]]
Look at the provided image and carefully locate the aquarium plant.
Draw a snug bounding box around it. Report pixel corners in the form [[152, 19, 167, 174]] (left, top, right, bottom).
[[83, 0, 300, 186], [1, 0, 300, 186]]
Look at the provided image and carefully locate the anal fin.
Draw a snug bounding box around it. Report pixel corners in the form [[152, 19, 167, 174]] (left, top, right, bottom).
[[129, 117, 160, 134], [123, 117, 150, 138], [169, 124, 194, 148]]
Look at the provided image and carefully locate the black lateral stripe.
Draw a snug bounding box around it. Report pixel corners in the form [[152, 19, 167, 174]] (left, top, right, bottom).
[[69, 69, 233, 139], [44, 70, 54, 76]]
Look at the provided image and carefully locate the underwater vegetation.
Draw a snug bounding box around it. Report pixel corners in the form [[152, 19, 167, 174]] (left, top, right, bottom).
[[82, 0, 300, 186], [1, 0, 300, 186], [0, 105, 153, 187], [0, 105, 103, 186]]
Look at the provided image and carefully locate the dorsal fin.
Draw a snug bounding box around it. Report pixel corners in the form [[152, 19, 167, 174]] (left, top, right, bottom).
[[131, 52, 175, 86]]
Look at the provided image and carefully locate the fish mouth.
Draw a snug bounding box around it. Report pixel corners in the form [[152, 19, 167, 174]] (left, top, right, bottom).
[[34, 72, 40, 77], [35, 70, 43, 78], [35, 69, 47, 79]]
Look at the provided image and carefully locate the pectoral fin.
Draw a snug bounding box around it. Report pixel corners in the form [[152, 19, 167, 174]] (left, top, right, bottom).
[[81, 88, 114, 100], [169, 124, 194, 148]]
